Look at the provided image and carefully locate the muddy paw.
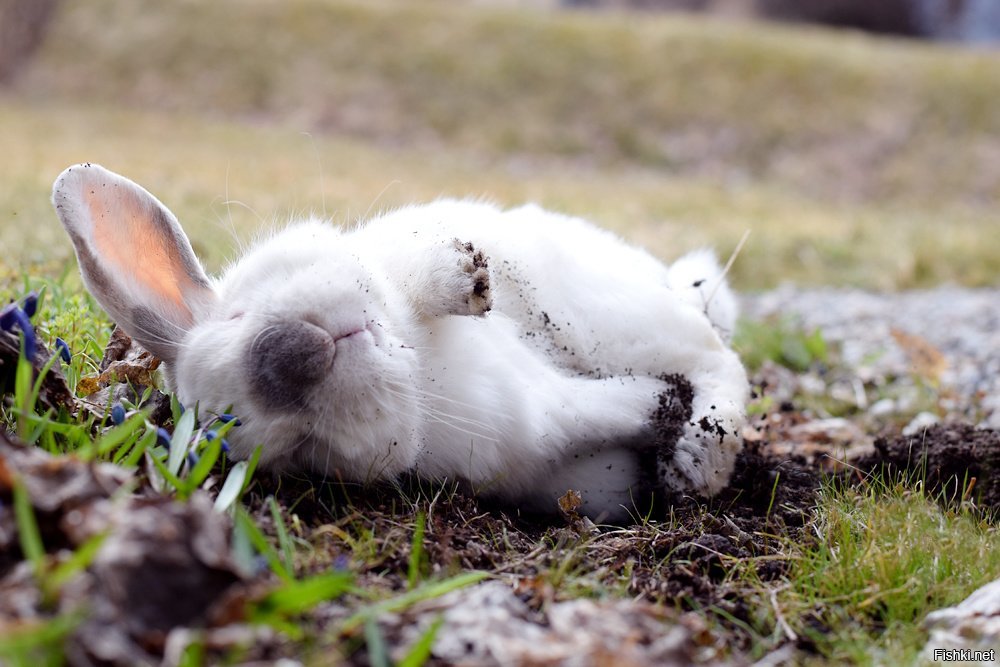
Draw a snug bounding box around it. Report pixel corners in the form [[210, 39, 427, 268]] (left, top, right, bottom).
[[650, 374, 694, 482], [453, 239, 492, 315]]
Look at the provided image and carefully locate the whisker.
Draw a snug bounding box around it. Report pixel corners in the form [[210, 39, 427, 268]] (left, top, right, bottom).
[[361, 180, 401, 223], [221, 198, 268, 227]]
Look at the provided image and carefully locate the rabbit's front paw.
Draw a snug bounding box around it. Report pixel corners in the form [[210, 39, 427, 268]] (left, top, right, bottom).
[[452, 239, 492, 316]]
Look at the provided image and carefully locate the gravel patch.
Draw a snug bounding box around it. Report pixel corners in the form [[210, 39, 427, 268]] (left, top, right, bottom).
[[741, 287, 1000, 428]]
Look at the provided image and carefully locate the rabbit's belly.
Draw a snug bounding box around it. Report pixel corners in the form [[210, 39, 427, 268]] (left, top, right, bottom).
[[410, 314, 672, 517]]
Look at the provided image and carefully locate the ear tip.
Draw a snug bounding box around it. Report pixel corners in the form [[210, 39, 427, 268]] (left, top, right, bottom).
[[52, 163, 115, 201]]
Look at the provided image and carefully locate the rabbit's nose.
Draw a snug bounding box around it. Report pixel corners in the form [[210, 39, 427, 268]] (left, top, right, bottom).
[[248, 320, 335, 409]]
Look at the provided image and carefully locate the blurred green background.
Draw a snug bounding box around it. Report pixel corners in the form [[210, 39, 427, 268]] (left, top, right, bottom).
[[1, 0, 998, 290]]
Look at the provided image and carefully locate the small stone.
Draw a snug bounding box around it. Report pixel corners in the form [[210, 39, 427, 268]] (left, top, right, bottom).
[[869, 398, 897, 417], [921, 577, 1000, 662], [903, 411, 940, 436]]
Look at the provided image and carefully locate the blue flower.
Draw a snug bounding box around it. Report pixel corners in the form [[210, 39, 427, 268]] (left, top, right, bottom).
[[218, 413, 243, 426], [22, 292, 38, 318], [0, 304, 35, 359], [10, 308, 36, 360], [156, 428, 172, 448], [110, 402, 126, 425], [55, 337, 71, 363], [0, 303, 16, 331], [204, 429, 231, 453]]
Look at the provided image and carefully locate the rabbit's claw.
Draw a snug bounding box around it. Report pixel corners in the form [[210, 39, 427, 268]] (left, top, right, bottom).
[[453, 239, 492, 316]]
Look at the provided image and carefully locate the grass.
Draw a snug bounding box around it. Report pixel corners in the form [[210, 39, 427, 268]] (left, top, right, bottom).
[[22, 0, 1000, 208], [768, 479, 1000, 665], [2, 0, 999, 663]]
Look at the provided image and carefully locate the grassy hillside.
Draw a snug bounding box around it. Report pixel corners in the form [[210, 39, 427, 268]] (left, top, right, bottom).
[[2, 0, 998, 290], [20, 0, 1000, 207]]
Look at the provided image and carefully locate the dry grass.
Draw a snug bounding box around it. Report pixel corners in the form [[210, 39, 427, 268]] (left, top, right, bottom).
[[2, 97, 998, 291], [3, 0, 999, 290], [17, 0, 1000, 206]]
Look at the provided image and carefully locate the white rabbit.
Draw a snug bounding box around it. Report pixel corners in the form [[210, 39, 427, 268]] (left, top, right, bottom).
[[53, 163, 748, 520]]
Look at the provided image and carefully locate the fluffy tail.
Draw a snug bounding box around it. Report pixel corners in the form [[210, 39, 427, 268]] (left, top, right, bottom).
[[666, 249, 738, 341]]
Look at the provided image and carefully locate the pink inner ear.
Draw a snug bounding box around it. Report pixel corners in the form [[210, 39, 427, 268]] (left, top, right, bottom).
[[86, 191, 196, 326]]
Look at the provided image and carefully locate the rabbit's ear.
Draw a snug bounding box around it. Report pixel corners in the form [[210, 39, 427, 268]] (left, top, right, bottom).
[[52, 163, 218, 363]]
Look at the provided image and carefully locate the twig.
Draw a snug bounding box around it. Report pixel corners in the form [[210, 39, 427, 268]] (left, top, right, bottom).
[[769, 586, 798, 642], [705, 229, 751, 311]]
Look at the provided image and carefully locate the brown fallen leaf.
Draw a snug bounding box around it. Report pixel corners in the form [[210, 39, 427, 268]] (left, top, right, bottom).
[[558, 488, 583, 515], [891, 327, 948, 385], [75, 327, 171, 425]]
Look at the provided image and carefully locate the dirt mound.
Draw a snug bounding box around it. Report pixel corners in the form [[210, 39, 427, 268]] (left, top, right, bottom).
[[863, 424, 1000, 512]]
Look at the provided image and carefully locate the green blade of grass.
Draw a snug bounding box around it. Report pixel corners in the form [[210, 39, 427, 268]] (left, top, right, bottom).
[[397, 616, 444, 667], [167, 409, 196, 476], [341, 572, 488, 633], [12, 479, 45, 574], [234, 506, 292, 582], [115, 426, 155, 467], [17, 354, 59, 444], [251, 571, 354, 621], [148, 448, 186, 492], [28, 351, 62, 413], [230, 507, 256, 576], [241, 445, 263, 497], [407, 512, 426, 590], [182, 434, 223, 497], [364, 617, 390, 667], [177, 635, 205, 667], [0, 613, 82, 664], [214, 460, 250, 513], [94, 412, 148, 458], [45, 532, 108, 593], [268, 496, 295, 575], [14, 343, 33, 439]]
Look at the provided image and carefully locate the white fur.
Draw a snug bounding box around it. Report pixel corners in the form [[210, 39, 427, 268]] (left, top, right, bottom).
[[54, 165, 749, 521]]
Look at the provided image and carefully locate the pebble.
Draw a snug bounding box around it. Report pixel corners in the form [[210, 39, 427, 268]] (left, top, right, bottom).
[[921, 578, 1000, 663], [903, 411, 941, 436]]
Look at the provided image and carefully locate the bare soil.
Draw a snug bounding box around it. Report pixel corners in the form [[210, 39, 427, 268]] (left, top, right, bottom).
[[863, 424, 1000, 512]]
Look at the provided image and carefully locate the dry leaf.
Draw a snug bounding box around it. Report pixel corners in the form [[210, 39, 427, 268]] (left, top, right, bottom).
[[890, 327, 947, 384], [558, 489, 583, 515]]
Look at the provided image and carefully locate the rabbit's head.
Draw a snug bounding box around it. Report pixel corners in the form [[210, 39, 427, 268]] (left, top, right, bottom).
[[53, 164, 423, 479]]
